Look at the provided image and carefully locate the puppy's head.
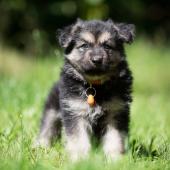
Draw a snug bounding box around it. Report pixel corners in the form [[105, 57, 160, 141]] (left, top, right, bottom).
[[58, 19, 135, 82]]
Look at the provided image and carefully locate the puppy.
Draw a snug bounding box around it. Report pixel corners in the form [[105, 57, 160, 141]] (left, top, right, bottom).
[[35, 19, 135, 161]]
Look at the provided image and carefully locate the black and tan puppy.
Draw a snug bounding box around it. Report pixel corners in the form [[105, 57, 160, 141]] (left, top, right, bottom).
[[35, 19, 135, 161]]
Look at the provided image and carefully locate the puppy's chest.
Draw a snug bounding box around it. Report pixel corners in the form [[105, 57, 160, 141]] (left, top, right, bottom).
[[62, 96, 124, 123]]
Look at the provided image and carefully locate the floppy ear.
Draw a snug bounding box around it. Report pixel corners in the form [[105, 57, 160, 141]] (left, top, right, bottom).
[[115, 23, 135, 44], [57, 18, 83, 48], [57, 25, 72, 48]]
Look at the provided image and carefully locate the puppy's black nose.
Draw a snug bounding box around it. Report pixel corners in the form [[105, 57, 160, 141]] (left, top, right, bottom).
[[91, 56, 103, 65]]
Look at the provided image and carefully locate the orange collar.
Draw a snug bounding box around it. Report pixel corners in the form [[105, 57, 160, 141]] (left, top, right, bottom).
[[89, 79, 102, 85]]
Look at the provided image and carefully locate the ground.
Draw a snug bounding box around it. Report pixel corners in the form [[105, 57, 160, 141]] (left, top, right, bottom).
[[0, 38, 170, 170]]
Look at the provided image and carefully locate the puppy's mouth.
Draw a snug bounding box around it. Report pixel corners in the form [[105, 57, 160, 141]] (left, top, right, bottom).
[[66, 58, 116, 84], [82, 61, 111, 74], [83, 66, 117, 84], [84, 68, 107, 75], [83, 62, 117, 76]]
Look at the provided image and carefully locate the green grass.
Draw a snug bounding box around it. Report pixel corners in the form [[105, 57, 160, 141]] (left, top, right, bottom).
[[0, 38, 170, 170]]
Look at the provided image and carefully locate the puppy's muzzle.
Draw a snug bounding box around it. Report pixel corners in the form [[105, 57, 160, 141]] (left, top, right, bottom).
[[91, 55, 103, 66]]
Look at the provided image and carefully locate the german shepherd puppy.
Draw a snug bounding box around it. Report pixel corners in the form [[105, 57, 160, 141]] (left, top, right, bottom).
[[35, 19, 135, 161]]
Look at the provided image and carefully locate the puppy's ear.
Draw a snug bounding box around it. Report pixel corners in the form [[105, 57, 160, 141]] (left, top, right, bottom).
[[57, 19, 83, 48], [106, 18, 114, 24], [115, 23, 135, 44], [57, 25, 73, 48]]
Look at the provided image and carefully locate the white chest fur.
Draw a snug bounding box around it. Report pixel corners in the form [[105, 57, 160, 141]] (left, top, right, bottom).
[[61, 97, 125, 122]]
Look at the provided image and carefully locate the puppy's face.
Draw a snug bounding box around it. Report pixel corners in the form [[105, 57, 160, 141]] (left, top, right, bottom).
[[58, 19, 135, 80]]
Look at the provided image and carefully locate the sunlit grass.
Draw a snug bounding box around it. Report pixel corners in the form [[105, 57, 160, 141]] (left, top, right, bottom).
[[0, 38, 170, 169]]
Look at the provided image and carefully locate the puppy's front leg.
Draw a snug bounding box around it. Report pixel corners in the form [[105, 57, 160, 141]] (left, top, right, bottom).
[[35, 109, 62, 147], [65, 119, 91, 161], [102, 124, 126, 161]]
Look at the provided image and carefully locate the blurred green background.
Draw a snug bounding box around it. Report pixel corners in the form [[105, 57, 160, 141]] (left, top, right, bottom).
[[0, 1, 170, 170], [0, 0, 170, 56]]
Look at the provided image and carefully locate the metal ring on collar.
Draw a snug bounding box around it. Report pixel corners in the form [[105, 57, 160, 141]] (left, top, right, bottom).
[[85, 86, 96, 97]]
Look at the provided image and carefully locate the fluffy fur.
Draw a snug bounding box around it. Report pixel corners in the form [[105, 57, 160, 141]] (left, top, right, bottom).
[[35, 19, 135, 161]]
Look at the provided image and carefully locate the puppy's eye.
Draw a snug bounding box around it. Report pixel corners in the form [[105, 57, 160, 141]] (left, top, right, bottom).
[[78, 43, 90, 49], [103, 43, 113, 50]]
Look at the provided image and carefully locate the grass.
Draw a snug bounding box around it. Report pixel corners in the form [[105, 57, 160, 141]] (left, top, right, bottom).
[[0, 38, 170, 170]]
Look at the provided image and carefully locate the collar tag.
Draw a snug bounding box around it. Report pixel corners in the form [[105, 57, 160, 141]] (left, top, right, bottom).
[[85, 85, 96, 107]]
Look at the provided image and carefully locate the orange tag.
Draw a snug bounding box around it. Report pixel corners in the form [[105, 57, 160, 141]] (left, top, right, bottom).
[[87, 94, 95, 107]]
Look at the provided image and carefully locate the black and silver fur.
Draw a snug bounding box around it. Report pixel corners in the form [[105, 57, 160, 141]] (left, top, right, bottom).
[[35, 19, 135, 161]]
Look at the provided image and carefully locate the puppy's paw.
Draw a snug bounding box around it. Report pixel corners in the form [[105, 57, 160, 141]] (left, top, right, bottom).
[[102, 125, 125, 162], [105, 150, 123, 162], [66, 138, 91, 162], [67, 145, 90, 162]]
